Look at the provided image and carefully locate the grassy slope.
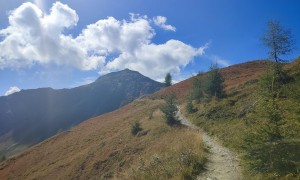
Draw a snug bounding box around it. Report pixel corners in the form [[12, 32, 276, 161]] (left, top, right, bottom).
[[156, 59, 300, 178], [0, 99, 206, 179], [154, 60, 269, 102], [1, 59, 299, 179], [184, 59, 300, 179]]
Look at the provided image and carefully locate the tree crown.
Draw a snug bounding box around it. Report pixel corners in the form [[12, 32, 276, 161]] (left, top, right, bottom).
[[262, 20, 294, 62]]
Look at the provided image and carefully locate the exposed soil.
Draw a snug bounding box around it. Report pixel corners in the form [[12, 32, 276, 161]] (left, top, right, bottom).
[[177, 109, 243, 180]]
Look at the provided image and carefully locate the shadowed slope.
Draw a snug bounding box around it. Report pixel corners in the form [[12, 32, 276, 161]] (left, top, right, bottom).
[[0, 99, 205, 179], [0, 69, 163, 157]]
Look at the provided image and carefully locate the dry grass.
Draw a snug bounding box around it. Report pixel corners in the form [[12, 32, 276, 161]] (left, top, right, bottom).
[[184, 59, 300, 179], [0, 98, 205, 180], [153, 60, 269, 103], [0, 59, 281, 179], [123, 128, 206, 180]]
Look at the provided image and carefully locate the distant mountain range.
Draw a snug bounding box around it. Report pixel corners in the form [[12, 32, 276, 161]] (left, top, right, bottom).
[[0, 69, 163, 156]]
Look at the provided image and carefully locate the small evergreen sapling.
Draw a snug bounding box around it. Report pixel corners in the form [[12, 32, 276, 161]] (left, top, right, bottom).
[[165, 73, 172, 87], [160, 94, 179, 126], [131, 121, 142, 136]]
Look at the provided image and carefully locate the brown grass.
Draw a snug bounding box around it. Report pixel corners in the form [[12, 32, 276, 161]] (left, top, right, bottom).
[[0, 99, 205, 179], [153, 60, 269, 103], [0, 59, 286, 179]]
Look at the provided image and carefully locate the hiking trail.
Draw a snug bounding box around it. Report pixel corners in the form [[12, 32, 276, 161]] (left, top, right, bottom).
[[177, 109, 243, 180]]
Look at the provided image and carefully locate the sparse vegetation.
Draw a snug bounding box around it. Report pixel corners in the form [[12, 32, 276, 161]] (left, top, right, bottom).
[[241, 21, 298, 177], [190, 64, 225, 104], [131, 121, 142, 136], [1, 53, 299, 179], [0, 98, 206, 180], [185, 46, 300, 178], [130, 129, 206, 180]]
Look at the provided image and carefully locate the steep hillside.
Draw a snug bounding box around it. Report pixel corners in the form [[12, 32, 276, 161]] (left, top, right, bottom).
[[192, 60, 300, 178], [154, 60, 269, 102], [0, 99, 206, 179], [1, 59, 299, 179], [154, 59, 300, 178], [0, 69, 163, 157]]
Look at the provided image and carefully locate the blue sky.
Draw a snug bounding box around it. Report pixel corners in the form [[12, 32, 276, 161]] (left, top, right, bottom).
[[1, 0, 300, 96]]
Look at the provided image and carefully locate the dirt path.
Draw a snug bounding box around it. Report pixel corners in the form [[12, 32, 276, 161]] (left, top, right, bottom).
[[177, 109, 243, 180]]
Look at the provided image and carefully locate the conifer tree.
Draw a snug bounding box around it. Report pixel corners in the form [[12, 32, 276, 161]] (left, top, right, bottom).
[[186, 94, 196, 113], [261, 20, 294, 87], [192, 76, 203, 102], [160, 94, 179, 125], [206, 64, 224, 98], [262, 20, 294, 63], [165, 73, 172, 87], [243, 20, 296, 173]]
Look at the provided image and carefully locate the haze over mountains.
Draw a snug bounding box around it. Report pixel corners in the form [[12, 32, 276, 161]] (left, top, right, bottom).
[[0, 69, 163, 156]]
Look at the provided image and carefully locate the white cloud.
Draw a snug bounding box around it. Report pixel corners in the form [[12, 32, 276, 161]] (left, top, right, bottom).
[[0, 2, 104, 70], [0, 2, 207, 81], [209, 55, 231, 67], [153, 16, 176, 31], [4, 86, 21, 96], [33, 0, 45, 10], [105, 40, 206, 80]]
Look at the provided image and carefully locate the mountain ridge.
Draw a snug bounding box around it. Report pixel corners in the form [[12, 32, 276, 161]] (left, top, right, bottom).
[[0, 69, 163, 157], [1, 59, 299, 179], [0, 59, 280, 179]]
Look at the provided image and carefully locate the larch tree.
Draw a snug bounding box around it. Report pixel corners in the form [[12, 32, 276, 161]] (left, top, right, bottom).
[[262, 20, 294, 63]]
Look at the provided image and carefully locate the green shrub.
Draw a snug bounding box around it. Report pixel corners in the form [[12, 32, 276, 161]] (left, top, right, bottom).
[[243, 138, 300, 175], [131, 121, 142, 136], [205, 64, 225, 99], [186, 95, 196, 114], [179, 149, 206, 179], [160, 94, 179, 126]]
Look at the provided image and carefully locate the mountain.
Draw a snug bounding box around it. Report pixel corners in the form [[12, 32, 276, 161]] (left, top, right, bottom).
[[0, 98, 206, 179], [156, 59, 300, 178], [0, 59, 272, 179], [1, 59, 299, 179], [0, 69, 163, 156], [0, 61, 272, 179]]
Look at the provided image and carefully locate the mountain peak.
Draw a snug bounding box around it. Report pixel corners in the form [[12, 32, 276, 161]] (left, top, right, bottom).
[[95, 69, 146, 82], [117, 68, 139, 73], [0, 68, 163, 157]]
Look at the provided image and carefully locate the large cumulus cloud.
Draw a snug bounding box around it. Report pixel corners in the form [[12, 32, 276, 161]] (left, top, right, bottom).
[[0, 2, 207, 80]]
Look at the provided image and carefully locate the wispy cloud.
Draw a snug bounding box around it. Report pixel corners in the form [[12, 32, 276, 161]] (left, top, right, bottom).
[[153, 16, 176, 31], [4, 86, 20, 96], [208, 55, 231, 67]]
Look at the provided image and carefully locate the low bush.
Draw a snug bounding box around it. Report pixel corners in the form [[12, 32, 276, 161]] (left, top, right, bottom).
[[131, 121, 142, 136]]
